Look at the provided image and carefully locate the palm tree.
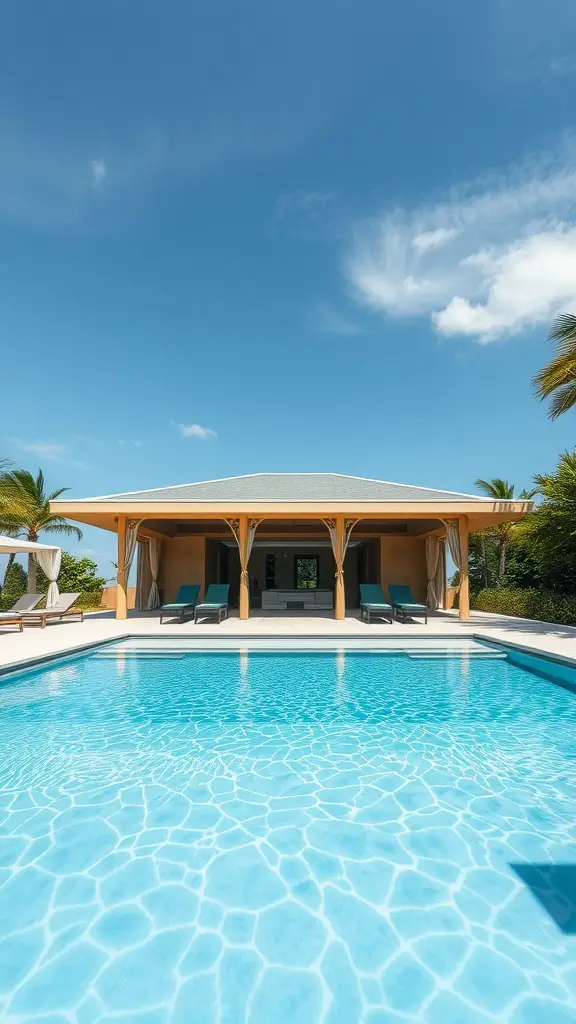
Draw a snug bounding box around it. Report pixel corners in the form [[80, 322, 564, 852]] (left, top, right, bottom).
[[0, 458, 18, 596], [0, 469, 82, 590], [533, 313, 576, 419], [475, 478, 537, 582]]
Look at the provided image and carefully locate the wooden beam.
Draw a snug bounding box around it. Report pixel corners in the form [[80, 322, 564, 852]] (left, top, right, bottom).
[[458, 515, 469, 622]]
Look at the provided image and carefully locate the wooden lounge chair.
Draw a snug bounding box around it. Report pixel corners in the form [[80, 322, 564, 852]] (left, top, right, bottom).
[[194, 584, 230, 624], [20, 593, 83, 629], [359, 584, 394, 623], [159, 585, 201, 623], [388, 585, 429, 624], [0, 594, 43, 633]]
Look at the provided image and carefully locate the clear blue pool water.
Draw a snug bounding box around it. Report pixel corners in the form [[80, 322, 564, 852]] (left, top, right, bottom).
[[0, 645, 575, 1023]]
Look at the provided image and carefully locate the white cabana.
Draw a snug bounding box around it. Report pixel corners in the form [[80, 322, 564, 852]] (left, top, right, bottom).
[[0, 535, 62, 608]]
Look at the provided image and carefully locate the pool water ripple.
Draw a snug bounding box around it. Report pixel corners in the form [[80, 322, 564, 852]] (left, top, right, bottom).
[[0, 649, 575, 1023]]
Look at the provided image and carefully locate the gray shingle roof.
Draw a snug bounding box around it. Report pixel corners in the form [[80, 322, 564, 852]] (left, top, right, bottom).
[[80, 473, 490, 503]]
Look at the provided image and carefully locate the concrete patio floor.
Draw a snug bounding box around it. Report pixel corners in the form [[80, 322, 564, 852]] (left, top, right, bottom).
[[1, 606, 576, 674]]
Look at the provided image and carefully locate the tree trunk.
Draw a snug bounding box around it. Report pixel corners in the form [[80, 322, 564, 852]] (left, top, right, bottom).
[[27, 553, 37, 592]]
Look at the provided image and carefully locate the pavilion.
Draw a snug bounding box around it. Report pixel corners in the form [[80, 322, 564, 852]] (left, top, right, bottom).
[[50, 473, 532, 622]]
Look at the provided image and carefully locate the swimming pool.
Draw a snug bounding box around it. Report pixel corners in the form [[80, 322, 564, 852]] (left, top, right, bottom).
[[0, 642, 575, 1023]]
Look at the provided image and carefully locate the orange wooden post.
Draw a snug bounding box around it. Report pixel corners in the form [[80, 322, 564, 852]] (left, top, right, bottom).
[[334, 515, 346, 621], [238, 515, 250, 620], [116, 515, 128, 620]]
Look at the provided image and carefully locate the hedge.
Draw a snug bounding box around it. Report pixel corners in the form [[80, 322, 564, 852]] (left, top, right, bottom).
[[0, 586, 103, 613], [472, 588, 576, 626], [72, 591, 104, 610]]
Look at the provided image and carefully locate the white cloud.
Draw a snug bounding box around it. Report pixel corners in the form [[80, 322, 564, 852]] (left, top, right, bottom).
[[12, 439, 89, 469], [413, 228, 459, 253], [176, 423, 217, 440], [90, 158, 107, 189], [346, 148, 576, 342], [14, 440, 67, 461], [309, 302, 365, 336]]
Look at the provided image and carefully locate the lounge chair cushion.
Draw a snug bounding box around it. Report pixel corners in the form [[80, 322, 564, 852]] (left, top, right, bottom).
[[388, 586, 427, 609], [360, 585, 392, 607], [20, 593, 81, 617]]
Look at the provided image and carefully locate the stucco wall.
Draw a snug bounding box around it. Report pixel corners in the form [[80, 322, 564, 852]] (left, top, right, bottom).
[[380, 536, 427, 603], [101, 586, 136, 610], [158, 537, 206, 603]]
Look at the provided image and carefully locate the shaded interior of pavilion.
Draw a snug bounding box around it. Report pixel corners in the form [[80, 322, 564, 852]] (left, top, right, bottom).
[[133, 516, 449, 619]]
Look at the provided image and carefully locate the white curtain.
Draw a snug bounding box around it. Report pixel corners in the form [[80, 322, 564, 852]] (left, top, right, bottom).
[[425, 536, 441, 609], [435, 540, 447, 609], [445, 520, 461, 569], [35, 548, 62, 608], [123, 520, 140, 579], [135, 542, 151, 612], [147, 538, 162, 610]]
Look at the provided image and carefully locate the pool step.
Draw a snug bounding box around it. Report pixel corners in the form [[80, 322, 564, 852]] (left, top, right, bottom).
[[94, 652, 185, 660], [407, 651, 506, 660]]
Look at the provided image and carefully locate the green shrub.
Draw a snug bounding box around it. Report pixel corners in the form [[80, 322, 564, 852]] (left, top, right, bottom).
[[0, 560, 27, 610], [21, 590, 104, 612], [473, 588, 576, 626], [36, 552, 108, 595], [71, 591, 104, 611]]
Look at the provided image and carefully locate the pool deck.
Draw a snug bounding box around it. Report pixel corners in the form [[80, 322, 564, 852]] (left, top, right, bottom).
[[1, 606, 576, 673]]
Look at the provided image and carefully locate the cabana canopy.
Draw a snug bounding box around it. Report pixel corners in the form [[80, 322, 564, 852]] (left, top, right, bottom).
[[49, 472, 533, 622], [0, 535, 62, 607]]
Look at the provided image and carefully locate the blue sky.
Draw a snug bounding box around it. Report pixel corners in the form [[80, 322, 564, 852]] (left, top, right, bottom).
[[2, 0, 576, 576]]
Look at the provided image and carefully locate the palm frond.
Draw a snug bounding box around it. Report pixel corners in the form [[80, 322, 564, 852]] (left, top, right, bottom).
[[548, 312, 576, 349], [533, 314, 576, 419], [43, 522, 83, 541], [475, 478, 515, 500]]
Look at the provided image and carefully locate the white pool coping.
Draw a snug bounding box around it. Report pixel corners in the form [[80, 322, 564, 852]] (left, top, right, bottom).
[[1, 607, 576, 676]]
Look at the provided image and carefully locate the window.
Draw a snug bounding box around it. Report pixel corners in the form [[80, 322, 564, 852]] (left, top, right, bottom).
[[294, 555, 319, 589]]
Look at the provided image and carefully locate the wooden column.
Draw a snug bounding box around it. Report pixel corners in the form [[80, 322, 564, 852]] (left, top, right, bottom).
[[238, 515, 250, 620], [458, 515, 470, 622], [334, 514, 346, 621], [116, 515, 128, 620]]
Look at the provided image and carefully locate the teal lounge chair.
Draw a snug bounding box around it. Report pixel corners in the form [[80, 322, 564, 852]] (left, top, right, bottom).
[[194, 584, 230, 624], [388, 585, 428, 624], [159, 585, 201, 623], [359, 584, 393, 624]]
